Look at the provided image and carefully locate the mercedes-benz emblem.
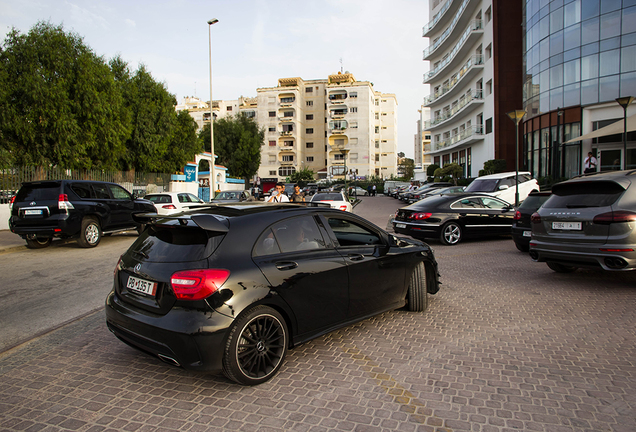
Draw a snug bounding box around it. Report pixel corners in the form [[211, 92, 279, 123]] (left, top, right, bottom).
[[134, 263, 142, 273], [30, 201, 36, 206]]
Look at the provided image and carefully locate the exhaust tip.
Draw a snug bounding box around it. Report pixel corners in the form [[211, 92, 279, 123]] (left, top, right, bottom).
[[529, 250, 539, 261], [604, 257, 628, 269], [157, 354, 181, 367]]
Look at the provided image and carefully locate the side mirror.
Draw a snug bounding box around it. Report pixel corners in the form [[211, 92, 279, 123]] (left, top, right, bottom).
[[499, 185, 510, 190]]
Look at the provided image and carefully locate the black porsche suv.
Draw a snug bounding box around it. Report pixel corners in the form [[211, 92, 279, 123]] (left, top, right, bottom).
[[9, 180, 155, 248]]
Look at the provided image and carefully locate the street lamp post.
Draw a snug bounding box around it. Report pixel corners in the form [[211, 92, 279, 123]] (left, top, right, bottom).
[[506, 109, 526, 207], [208, 18, 218, 197], [616, 96, 634, 170]]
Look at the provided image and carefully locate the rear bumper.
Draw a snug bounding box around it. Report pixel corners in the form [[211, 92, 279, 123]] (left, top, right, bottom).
[[393, 221, 441, 239], [529, 240, 636, 271], [10, 215, 81, 239], [105, 290, 234, 372], [511, 226, 532, 246]]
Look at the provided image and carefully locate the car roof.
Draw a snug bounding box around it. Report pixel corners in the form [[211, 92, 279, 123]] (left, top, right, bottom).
[[472, 171, 532, 180], [560, 169, 636, 190]]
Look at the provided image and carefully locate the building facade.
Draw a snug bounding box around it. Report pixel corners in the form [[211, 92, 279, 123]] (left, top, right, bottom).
[[255, 73, 398, 183], [422, 0, 523, 178], [522, 0, 636, 178], [414, 106, 432, 169]]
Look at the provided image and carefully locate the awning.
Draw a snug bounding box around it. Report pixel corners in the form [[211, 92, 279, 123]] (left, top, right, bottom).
[[564, 113, 636, 143]]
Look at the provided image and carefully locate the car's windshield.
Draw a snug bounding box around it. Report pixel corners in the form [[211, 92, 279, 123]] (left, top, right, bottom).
[[465, 179, 498, 193], [312, 193, 343, 201], [215, 192, 238, 200]]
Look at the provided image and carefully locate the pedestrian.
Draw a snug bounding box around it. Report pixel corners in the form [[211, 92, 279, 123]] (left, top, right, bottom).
[[367, 185, 373, 196], [252, 185, 260, 200], [372, 184, 377, 197], [290, 184, 305, 202], [267, 182, 290, 202], [584, 152, 597, 174]]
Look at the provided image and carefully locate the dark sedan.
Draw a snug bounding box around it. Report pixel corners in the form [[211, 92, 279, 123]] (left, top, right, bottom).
[[511, 191, 551, 252], [393, 193, 515, 245], [106, 203, 440, 385]]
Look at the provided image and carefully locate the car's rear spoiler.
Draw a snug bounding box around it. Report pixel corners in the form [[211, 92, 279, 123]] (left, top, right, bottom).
[[132, 213, 229, 233]]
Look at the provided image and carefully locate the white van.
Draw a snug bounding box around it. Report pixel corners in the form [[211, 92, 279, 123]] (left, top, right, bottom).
[[463, 172, 539, 204]]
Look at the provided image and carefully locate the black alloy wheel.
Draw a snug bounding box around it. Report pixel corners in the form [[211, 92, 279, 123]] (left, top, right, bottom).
[[223, 306, 288, 385], [407, 262, 428, 312], [440, 222, 462, 245]]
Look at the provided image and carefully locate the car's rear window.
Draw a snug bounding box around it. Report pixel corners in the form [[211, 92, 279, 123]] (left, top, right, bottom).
[[16, 183, 60, 202], [146, 195, 172, 204], [129, 226, 225, 262], [519, 194, 550, 210], [543, 182, 625, 209], [313, 193, 343, 201]]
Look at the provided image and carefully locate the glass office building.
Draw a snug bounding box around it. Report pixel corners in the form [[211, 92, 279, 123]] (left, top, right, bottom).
[[522, 0, 636, 179]]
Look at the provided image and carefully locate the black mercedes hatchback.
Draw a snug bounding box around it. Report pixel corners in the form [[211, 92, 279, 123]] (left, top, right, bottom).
[[105, 203, 440, 385]]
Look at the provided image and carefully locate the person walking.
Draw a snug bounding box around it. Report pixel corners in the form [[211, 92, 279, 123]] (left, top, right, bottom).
[[367, 184, 373, 196], [584, 152, 597, 174], [267, 182, 290, 202], [372, 184, 377, 197], [290, 184, 305, 202]]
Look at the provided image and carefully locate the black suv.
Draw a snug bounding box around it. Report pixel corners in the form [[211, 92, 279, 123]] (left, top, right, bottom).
[[9, 180, 155, 248]]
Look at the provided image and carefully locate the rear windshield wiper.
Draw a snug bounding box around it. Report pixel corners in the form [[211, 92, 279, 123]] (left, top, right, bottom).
[[133, 249, 149, 259]]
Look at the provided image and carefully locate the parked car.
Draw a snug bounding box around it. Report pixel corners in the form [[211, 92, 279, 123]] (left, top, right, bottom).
[[9, 180, 154, 248], [342, 186, 368, 196], [105, 203, 440, 385], [211, 190, 252, 203], [511, 191, 551, 252], [529, 170, 636, 272], [144, 192, 205, 215], [463, 172, 539, 205], [310, 192, 353, 212], [409, 185, 465, 203], [400, 182, 454, 202], [390, 185, 409, 198], [393, 193, 515, 245]]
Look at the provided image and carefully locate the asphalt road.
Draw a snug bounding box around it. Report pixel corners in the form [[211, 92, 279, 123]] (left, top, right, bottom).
[[0, 232, 138, 352]]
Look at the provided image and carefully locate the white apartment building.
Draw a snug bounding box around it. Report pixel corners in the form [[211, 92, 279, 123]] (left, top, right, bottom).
[[414, 106, 432, 169], [176, 96, 257, 132], [256, 72, 398, 184], [422, 0, 522, 178]]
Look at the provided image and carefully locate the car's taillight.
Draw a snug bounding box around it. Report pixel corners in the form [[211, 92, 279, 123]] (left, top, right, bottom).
[[409, 212, 432, 220], [531, 212, 541, 224], [58, 194, 75, 210], [9, 196, 15, 211], [600, 248, 634, 252], [162, 204, 177, 209], [513, 210, 522, 221], [339, 205, 348, 211], [593, 211, 636, 224], [171, 269, 230, 301]]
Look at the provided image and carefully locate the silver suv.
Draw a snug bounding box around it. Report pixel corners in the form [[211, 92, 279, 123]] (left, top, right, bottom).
[[529, 170, 636, 272]]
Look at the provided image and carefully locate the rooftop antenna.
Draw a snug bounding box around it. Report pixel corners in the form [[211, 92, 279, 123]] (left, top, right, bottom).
[[340, 58, 343, 73]]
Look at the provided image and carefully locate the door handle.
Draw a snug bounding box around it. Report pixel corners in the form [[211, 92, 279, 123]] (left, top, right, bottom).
[[275, 261, 298, 271], [347, 254, 365, 261]]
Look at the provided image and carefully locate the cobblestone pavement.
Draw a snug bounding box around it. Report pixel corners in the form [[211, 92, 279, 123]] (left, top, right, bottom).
[[1, 197, 635, 431]]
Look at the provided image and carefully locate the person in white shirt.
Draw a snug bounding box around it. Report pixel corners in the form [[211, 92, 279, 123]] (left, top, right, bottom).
[[584, 152, 597, 174], [267, 183, 290, 203]]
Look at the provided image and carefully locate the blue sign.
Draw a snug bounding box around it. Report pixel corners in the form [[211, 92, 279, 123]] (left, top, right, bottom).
[[184, 165, 197, 182]]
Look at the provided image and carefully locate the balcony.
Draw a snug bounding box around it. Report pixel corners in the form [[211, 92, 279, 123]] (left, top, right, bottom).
[[425, 90, 484, 130], [280, 130, 294, 136], [423, 0, 479, 59], [422, 0, 454, 37], [330, 109, 348, 119], [426, 125, 484, 154], [423, 21, 483, 83], [328, 92, 348, 104], [423, 55, 484, 106]]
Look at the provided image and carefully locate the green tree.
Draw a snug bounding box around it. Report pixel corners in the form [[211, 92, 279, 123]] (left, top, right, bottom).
[[427, 164, 440, 177], [199, 113, 264, 181], [398, 158, 415, 181], [0, 22, 127, 169], [290, 168, 315, 184], [434, 163, 464, 185], [479, 159, 507, 176]]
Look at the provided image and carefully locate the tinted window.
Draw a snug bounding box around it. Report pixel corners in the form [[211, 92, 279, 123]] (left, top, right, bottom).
[[519, 194, 550, 210], [131, 226, 225, 262], [313, 193, 343, 201], [254, 216, 326, 255], [108, 184, 131, 200], [327, 217, 381, 246], [481, 197, 509, 210], [464, 179, 499, 192], [16, 183, 59, 201], [451, 198, 484, 209], [92, 183, 111, 199], [70, 183, 93, 199], [543, 181, 624, 208], [146, 195, 172, 204]]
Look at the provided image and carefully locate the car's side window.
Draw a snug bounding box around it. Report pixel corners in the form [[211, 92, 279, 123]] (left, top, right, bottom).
[[254, 216, 327, 256], [326, 217, 381, 247], [481, 197, 507, 210], [92, 183, 111, 199], [178, 194, 189, 203], [109, 184, 131, 200], [451, 198, 483, 209], [187, 193, 201, 203], [71, 183, 93, 199]]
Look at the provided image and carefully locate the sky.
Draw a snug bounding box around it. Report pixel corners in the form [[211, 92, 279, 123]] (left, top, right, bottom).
[[1, 0, 429, 158]]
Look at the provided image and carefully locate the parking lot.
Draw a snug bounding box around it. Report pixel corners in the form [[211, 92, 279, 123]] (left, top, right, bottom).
[[0, 196, 635, 432]]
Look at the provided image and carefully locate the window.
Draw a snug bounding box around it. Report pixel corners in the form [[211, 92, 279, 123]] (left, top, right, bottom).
[[269, 127, 276, 132], [269, 111, 276, 117], [283, 141, 293, 146], [282, 124, 293, 132], [280, 97, 295, 103], [375, 126, 379, 133], [305, 87, 313, 93], [375, 154, 380, 162], [284, 111, 294, 117], [306, 101, 313, 106], [306, 142, 314, 148], [282, 155, 294, 162], [350, 107, 358, 113], [269, 140, 276, 146], [227, 106, 232, 111], [485, 6, 491, 23], [269, 170, 276, 175], [486, 80, 492, 95], [306, 156, 314, 162], [306, 128, 314, 134], [350, 122, 358, 128], [485, 118, 493, 134], [108, 184, 131, 200], [243, 111, 255, 118], [268, 155, 276, 163], [349, 92, 357, 98], [486, 44, 492, 60], [334, 154, 345, 160], [326, 218, 381, 247], [278, 167, 296, 176], [306, 114, 314, 120], [375, 113, 379, 120]]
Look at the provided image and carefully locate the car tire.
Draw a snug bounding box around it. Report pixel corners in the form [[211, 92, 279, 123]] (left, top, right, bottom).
[[515, 242, 529, 252], [440, 222, 462, 245], [546, 261, 577, 273], [223, 305, 288, 386], [25, 236, 52, 249], [407, 262, 428, 312], [78, 217, 101, 248]]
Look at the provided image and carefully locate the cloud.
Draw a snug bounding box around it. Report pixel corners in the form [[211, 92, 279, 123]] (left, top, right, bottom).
[[124, 19, 136, 28]]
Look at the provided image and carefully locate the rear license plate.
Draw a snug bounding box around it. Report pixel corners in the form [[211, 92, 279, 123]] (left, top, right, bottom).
[[24, 209, 42, 215], [126, 275, 157, 296], [523, 230, 532, 237], [395, 223, 406, 228], [552, 221, 582, 230]]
